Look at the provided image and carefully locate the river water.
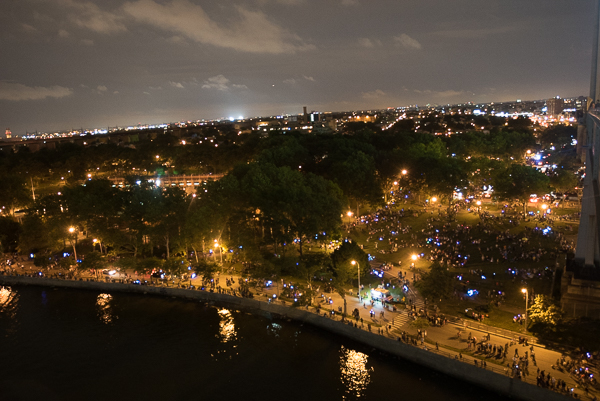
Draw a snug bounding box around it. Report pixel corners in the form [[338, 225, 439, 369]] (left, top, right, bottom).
[[0, 286, 506, 401]]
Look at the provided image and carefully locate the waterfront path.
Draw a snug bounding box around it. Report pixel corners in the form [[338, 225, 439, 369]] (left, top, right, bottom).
[[1, 261, 597, 401]]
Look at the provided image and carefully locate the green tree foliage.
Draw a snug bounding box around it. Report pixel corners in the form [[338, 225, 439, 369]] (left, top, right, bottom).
[[415, 263, 454, 302], [193, 259, 220, 280], [33, 255, 52, 269], [162, 256, 188, 277], [297, 253, 332, 284], [550, 169, 578, 194], [330, 240, 369, 286], [493, 163, 550, 211], [234, 162, 344, 255], [0, 175, 31, 215], [0, 216, 21, 253], [528, 295, 563, 328], [62, 179, 122, 234], [136, 257, 163, 275], [79, 251, 106, 276], [19, 214, 51, 254], [540, 125, 576, 147]]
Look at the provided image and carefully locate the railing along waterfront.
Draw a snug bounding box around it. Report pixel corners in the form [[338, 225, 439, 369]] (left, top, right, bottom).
[[0, 271, 582, 399]]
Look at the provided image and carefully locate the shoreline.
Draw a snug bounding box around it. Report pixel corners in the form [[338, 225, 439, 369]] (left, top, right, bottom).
[[0, 274, 572, 401]]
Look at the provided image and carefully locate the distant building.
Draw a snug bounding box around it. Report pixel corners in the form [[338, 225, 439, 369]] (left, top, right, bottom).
[[309, 112, 322, 122], [5, 128, 11, 139], [546, 97, 564, 116]]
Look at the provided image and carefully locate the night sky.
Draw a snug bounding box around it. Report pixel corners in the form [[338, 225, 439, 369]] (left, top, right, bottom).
[[0, 0, 596, 135]]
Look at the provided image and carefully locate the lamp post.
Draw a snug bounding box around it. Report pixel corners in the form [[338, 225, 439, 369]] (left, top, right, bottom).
[[214, 241, 222, 264], [68, 226, 78, 262], [410, 253, 417, 268], [522, 288, 528, 330], [351, 260, 360, 299]]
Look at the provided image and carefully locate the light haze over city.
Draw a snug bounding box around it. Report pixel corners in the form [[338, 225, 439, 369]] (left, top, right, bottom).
[[0, 0, 595, 134]]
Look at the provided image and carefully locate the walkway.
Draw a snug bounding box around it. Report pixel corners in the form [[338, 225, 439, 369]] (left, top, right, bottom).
[[2, 260, 597, 400]]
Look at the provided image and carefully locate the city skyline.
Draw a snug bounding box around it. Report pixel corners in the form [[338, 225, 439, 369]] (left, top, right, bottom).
[[0, 0, 595, 134]]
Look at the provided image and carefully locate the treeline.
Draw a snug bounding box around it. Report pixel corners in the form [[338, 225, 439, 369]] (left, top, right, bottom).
[[0, 124, 576, 271]]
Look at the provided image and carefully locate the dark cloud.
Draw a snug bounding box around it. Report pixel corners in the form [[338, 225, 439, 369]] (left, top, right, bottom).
[[0, 82, 73, 101], [0, 0, 595, 134]]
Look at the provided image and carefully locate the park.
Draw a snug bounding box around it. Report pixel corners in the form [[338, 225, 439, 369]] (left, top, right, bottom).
[[0, 114, 597, 398]]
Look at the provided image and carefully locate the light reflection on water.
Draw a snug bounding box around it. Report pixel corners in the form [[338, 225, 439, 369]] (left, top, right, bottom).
[[0, 287, 506, 401], [0, 286, 19, 336], [0, 286, 18, 316], [212, 308, 239, 361], [218, 308, 237, 342], [267, 322, 282, 337], [340, 346, 372, 399], [96, 293, 117, 324]]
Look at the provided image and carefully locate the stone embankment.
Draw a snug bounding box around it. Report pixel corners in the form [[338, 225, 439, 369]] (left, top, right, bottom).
[[0, 275, 572, 401]]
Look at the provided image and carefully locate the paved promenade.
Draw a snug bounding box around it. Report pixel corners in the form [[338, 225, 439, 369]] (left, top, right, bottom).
[[2, 259, 597, 401]]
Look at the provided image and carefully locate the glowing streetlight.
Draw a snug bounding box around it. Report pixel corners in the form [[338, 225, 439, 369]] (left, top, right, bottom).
[[155, 155, 160, 160], [347, 211, 353, 217], [410, 253, 417, 269], [393, 181, 398, 186], [214, 241, 223, 263], [541, 204, 547, 214], [522, 288, 528, 330], [476, 200, 481, 206], [68, 227, 77, 262], [401, 169, 408, 175], [431, 197, 437, 203], [351, 260, 360, 298]]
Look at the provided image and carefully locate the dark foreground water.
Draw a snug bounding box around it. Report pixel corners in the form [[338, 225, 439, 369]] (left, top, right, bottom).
[[0, 286, 508, 401]]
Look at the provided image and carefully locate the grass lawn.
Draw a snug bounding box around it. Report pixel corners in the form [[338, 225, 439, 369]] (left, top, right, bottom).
[[343, 199, 580, 332]]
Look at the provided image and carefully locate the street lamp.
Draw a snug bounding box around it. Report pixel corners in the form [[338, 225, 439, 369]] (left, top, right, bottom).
[[401, 169, 407, 176], [410, 253, 417, 268], [214, 241, 222, 263], [541, 204, 547, 215], [522, 288, 528, 330], [431, 197, 437, 203], [351, 260, 360, 298], [68, 226, 78, 262]]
